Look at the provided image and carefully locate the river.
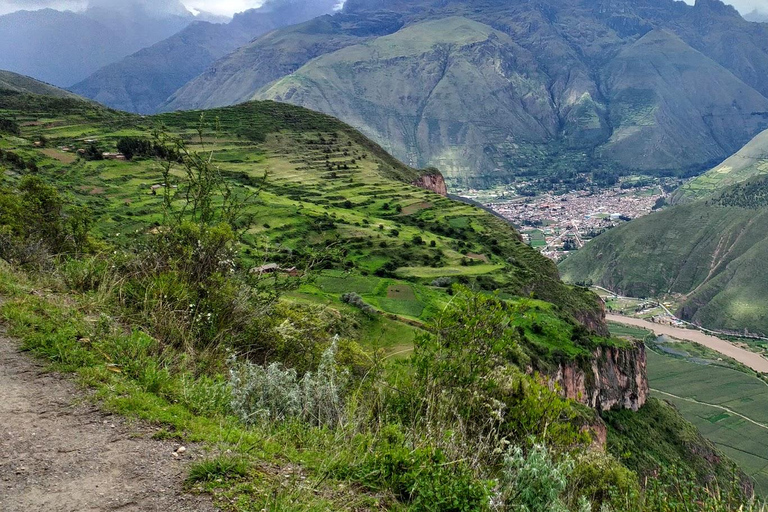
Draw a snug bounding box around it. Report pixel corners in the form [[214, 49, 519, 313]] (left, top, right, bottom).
[[606, 313, 768, 374]]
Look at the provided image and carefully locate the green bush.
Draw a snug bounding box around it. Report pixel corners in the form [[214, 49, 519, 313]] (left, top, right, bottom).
[[499, 443, 577, 512], [333, 426, 490, 511]]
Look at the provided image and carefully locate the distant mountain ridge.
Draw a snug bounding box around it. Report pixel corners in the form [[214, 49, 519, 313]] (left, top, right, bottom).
[[70, 0, 341, 114], [744, 9, 768, 22], [163, 0, 768, 187], [0, 1, 194, 87], [0, 70, 82, 99]]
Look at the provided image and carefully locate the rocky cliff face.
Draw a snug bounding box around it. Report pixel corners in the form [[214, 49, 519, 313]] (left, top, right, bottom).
[[555, 342, 648, 412], [572, 296, 611, 337], [412, 171, 448, 196]]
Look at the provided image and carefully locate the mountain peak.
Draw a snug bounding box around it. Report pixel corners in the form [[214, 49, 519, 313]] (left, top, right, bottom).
[[693, 0, 741, 17]]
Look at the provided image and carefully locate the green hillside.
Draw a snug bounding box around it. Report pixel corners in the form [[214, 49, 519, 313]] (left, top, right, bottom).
[[0, 70, 81, 99], [0, 87, 607, 359], [0, 88, 759, 509], [672, 128, 768, 203], [560, 174, 768, 335]]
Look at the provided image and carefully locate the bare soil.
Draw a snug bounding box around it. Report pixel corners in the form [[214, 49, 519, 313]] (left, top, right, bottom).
[[0, 332, 218, 512]]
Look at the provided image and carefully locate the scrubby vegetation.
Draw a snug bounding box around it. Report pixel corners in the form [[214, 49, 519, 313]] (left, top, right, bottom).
[[0, 89, 763, 510]]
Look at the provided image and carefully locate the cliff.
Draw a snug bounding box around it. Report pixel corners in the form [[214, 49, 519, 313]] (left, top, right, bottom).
[[572, 293, 611, 337], [555, 342, 649, 412], [412, 170, 448, 196]]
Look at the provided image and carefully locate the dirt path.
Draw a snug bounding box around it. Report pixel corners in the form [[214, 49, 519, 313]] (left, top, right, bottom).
[[607, 313, 768, 374], [0, 332, 218, 512]]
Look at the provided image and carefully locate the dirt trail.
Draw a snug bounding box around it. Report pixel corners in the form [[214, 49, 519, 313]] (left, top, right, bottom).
[[0, 332, 218, 512], [607, 313, 768, 373]]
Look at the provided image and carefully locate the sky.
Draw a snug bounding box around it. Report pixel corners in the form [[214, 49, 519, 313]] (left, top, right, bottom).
[[0, 0, 766, 17]]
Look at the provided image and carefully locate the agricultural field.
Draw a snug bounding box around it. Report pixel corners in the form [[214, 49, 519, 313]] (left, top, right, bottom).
[[646, 349, 768, 495], [0, 91, 608, 363], [608, 322, 651, 340], [609, 321, 768, 495]]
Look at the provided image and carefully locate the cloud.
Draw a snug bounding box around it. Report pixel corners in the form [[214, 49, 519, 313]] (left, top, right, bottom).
[[730, 0, 768, 13], [179, 1, 264, 16]]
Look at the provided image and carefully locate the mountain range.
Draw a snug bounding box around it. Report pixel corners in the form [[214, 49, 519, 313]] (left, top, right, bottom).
[[154, 0, 768, 187], [0, 0, 195, 87], [69, 0, 340, 114]]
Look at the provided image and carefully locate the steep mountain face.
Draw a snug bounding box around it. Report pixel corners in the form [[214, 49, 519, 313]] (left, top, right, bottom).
[[597, 29, 768, 173], [0, 70, 83, 99], [559, 170, 768, 335], [0, 2, 193, 87], [71, 0, 340, 113], [161, 13, 393, 112], [166, 0, 768, 187], [69, 22, 241, 114], [556, 342, 648, 412]]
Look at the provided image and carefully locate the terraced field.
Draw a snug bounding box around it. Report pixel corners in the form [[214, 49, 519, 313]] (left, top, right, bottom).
[[0, 91, 607, 362]]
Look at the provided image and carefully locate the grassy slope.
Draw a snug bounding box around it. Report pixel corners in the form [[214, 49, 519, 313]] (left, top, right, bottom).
[[560, 162, 768, 334], [0, 89, 607, 362], [0, 89, 758, 509], [672, 128, 768, 204], [0, 70, 82, 99]]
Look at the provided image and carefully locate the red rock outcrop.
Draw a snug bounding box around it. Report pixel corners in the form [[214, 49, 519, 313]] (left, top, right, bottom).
[[554, 341, 648, 412], [412, 171, 448, 196]]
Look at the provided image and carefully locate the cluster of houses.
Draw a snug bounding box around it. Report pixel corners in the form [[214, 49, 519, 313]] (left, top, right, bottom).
[[250, 263, 300, 277], [55, 139, 126, 160]]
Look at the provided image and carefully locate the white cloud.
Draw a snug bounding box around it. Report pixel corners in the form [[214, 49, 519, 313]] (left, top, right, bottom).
[[179, 1, 264, 16]]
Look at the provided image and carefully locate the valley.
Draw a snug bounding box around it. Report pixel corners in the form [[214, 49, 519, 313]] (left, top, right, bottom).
[[0, 75, 758, 510], [479, 183, 665, 260], [3, 0, 768, 507]]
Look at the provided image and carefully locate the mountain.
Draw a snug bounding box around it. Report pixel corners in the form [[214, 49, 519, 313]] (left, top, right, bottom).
[[70, 0, 340, 113], [0, 83, 755, 509], [0, 1, 193, 87], [744, 10, 768, 22], [560, 174, 768, 335], [161, 12, 392, 113], [0, 70, 82, 99], [671, 128, 768, 203], [165, 0, 768, 188], [559, 123, 768, 336]]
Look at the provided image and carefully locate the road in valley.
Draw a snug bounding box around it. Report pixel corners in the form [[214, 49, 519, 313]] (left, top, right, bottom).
[[606, 313, 768, 374]]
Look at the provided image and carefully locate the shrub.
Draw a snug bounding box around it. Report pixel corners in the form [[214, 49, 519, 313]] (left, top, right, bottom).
[[0, 118, 20, 135], [187, 456, 249, 484], [498, 443, 573, 512], [431, 277, 453, 287], [565, 451, 640, 511], [228, 337, 348, 427], [334, 426, 490, 511], [340, 292, 376, 316]]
